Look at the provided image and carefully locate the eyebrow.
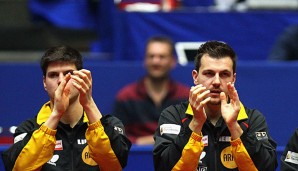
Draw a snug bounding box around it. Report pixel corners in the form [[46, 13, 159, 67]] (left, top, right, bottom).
[[47, 70, 75, 75], [203, 69, 231, 72]]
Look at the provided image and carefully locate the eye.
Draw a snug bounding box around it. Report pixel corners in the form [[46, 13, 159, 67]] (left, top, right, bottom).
[[146, 54, 154, 59], [220, 72, 231, 78], [204, 71, 214, 77], [159, 55, 166, 60], [63, 70, 74, 76], [48, 73, 58, 78]]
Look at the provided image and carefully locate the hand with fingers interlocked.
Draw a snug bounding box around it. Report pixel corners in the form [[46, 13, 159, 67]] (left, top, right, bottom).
[[71, 69, 93, 108], [70, 69, 101, 123]]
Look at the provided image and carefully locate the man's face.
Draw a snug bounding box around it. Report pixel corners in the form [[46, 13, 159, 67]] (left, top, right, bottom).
[[43, 62, 79, 102], [192, 54, 236, 105], [144, 42, 176, 80]]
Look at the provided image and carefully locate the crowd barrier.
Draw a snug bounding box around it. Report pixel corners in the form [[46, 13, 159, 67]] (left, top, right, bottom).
[[0, 145, 286, 170], [0, 61, 297, 170]]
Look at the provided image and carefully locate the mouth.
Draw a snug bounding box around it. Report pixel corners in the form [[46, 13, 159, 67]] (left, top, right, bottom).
[[209, 89, 222, 96]]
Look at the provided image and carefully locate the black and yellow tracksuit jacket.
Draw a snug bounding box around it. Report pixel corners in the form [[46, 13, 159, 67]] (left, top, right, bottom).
[[2, 102, 131, 171], [153, 101, 277, 171], [281, 128, 298, 170]]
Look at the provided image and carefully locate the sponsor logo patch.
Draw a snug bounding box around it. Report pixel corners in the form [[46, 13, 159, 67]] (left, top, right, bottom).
[[114, 126, 124, 134], [78, 139, 87, 145], [202, 135, 208, 146], [285, 151, 298, 165], [160, 124, 181, 135], [219, 136, 231, 142], [220, 146, 237, 169], [255, 132, 268, 140], [14, 133, 27, 144], [55, 140, 63, 151], [82, 146, 98, 166], [198, 166, 208, 171], [47, 154, 59, 166], [199, 151, 206, 163]]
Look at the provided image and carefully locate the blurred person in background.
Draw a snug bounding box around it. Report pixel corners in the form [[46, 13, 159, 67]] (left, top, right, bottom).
[[269, 25, 298, 61], [112, 35, 190, 145], [281, 128, 298, 170]]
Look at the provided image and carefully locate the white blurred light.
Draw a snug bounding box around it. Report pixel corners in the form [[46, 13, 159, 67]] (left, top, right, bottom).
[[10, 126, 17, 134]]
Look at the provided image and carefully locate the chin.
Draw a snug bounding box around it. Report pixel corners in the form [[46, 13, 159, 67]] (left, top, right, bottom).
[[150, 74, 167, 81], [208, 99, 221, 106]]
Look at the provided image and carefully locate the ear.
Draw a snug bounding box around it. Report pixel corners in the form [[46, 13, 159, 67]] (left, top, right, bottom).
[[232, 73, 236, 84], [43, 76, 47, 91], [171, 55, 177, 69], [192, 70, 198, 85], [143, 56, 147, 70]]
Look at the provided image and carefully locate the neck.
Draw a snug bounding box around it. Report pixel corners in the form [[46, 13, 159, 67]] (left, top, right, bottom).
[[60, 99, 84, 128], [146, 76, 169, 89], [144, 76, 169, 106], [205, 104, 221, 126]]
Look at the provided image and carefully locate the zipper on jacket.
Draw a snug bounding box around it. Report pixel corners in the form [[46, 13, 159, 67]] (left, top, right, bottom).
[[69, 128, 74, 171], [214, 138, 218, 171], [214, 127, 221, 171]]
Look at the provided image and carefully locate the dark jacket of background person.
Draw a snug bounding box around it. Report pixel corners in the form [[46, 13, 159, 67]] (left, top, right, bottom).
[[269, 25, 298, 61], [113, 78, 189, 144], [280, 128, 298, 170]]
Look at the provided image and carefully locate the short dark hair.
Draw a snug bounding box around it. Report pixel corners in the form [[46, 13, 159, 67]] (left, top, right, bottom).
[[40, 45, 83, 76], [146, 35, 175, 56], [194, 41, 237, 73]]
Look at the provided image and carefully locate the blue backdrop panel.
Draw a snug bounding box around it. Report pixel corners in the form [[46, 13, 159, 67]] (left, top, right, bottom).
[[236, 61, 298, 146], [113, 11, 298, 61], [0, 61, 297, 146], [28, 0, 98, 29]]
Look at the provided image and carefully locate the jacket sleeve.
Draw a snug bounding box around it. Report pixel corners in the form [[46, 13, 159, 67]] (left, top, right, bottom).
[[1, 119, 56, 171], [230, 138, 258, 171], [85, 115, 131, 171], [280, 128, 298, 171], [112, 100, 136, 142], [153, 105, 204, 171], [240, 109, 278, 171]]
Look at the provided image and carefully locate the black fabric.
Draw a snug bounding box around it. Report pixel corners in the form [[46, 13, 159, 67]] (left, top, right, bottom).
[[153, 101, 278, 171]]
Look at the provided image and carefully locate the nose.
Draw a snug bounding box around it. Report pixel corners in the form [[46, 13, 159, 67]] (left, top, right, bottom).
[[57, 73, 65, 85], [212, 73, 221, 85], [152, 55, 161, 63]]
